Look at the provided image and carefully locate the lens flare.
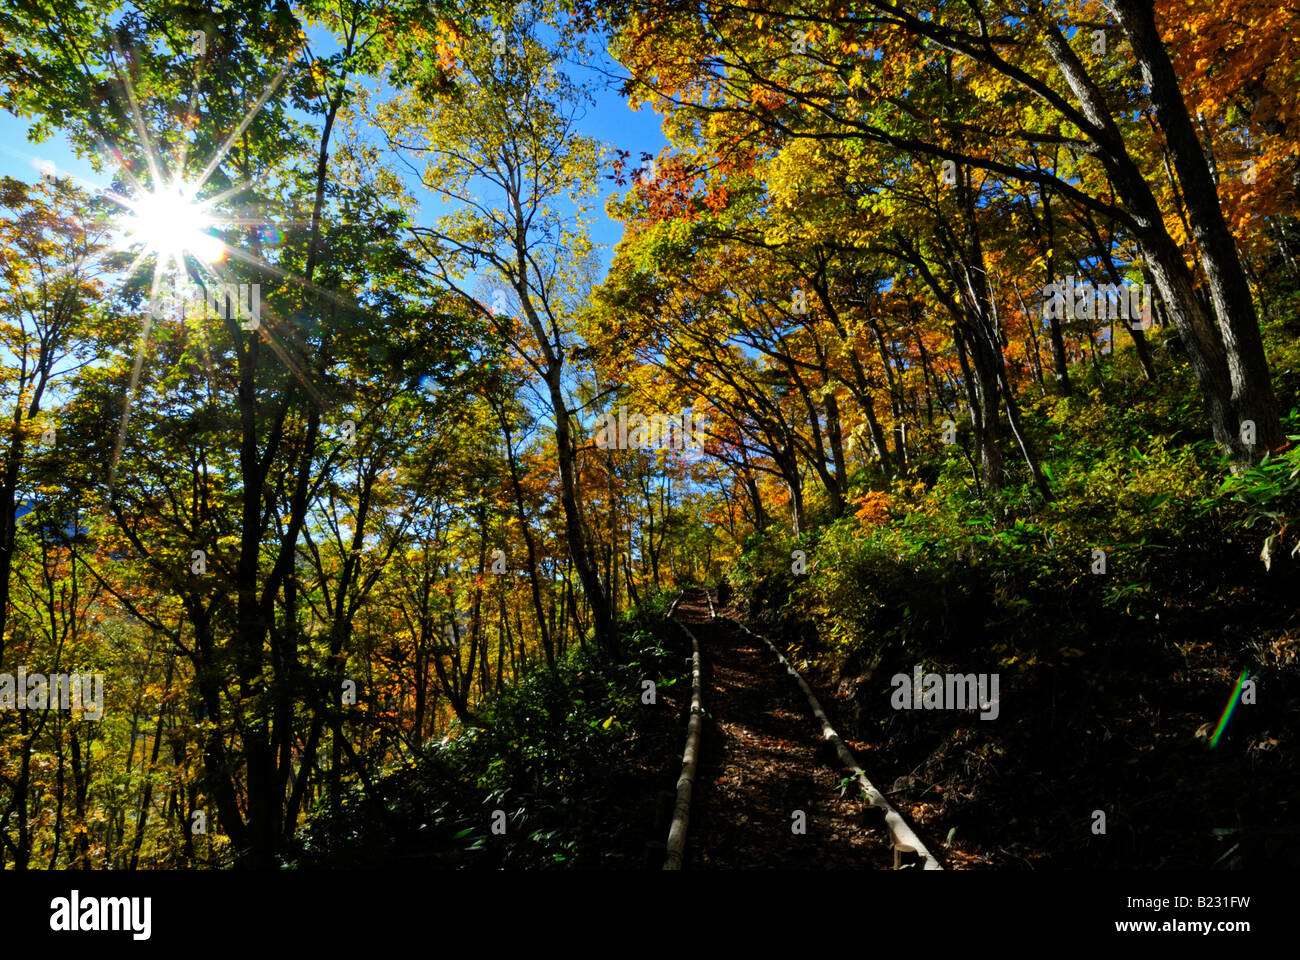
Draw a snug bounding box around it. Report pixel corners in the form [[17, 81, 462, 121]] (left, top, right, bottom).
[[1208, 670, 1250, 749]]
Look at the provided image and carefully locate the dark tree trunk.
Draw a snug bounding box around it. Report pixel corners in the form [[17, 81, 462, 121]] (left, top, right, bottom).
[[1111, 0, 1281, 455]]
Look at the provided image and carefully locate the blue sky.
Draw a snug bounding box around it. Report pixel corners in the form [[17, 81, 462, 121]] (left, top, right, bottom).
[[0, 26, 669, 277], [565, 52, 669, 267]]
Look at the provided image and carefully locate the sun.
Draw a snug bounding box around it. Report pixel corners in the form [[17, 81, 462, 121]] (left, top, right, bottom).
[[117, 182, 225, 266]]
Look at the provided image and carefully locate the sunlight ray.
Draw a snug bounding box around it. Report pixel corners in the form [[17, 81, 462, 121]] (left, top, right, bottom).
[[194, 61, 294, 193], [108, 41, 165, 193]]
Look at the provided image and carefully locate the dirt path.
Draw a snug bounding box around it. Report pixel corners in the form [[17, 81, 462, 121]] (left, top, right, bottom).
[[673, 591, 893, 869]]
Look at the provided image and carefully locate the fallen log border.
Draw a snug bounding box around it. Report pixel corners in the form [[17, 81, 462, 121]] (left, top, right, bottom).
[[663, 591, 703, 870], [707, 591, 943, 871]]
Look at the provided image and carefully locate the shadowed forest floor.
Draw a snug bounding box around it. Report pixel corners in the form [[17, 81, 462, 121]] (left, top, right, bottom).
[[673, 592, 896, 870], [653, 574, 1300, 871]]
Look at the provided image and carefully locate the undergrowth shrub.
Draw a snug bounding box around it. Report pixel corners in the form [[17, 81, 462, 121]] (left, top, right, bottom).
[[292, 614, 686, 869]]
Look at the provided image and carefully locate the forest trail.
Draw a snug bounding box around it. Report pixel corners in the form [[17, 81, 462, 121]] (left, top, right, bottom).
[[671, 590, 894, 869]]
